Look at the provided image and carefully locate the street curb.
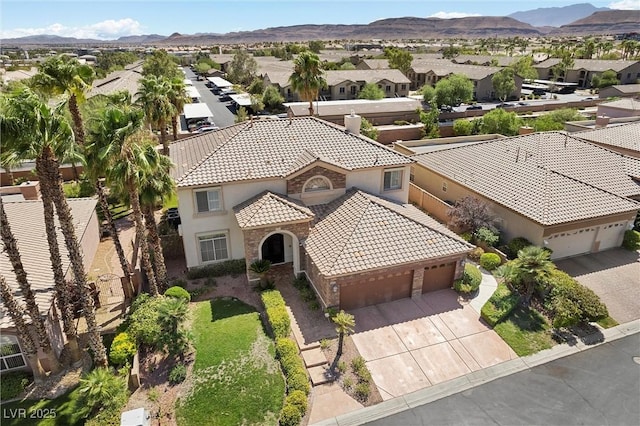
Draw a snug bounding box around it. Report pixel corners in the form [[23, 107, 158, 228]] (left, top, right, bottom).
[[311, 319, 640, 425]]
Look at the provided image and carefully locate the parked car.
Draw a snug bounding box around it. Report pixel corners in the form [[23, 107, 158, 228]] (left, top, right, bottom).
[[495, 103, 515, 108], [439, 105, 454, 113], [532, 88, 546, 96], [196, 125, 220, 133], [518, 102, 529, 106], [466, 105, 482, 111]]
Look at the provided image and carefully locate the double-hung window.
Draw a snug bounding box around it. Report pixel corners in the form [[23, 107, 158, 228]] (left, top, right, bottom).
[[198, 233, 229, 263], [195, 188, 222, 213], [383, 169, 403, 191]]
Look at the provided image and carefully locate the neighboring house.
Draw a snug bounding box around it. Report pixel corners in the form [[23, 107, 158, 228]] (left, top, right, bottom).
[[598, 83, 640, 98], [574, 121, 640, 159], [169, 116, 471, 310], [0, 185, 100, 373], [284, 98, 422, 125], [407, 61, 523, 100], [534, 58, 640, 88], [320, 69, 411, 100], [596, 98, 640, 118], [88, 61, 144, 99], [407, 132, 640, 259], [452, 55, 519, 67]]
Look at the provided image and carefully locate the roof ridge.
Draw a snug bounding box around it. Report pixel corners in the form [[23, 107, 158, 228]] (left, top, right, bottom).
[[270, 192, 314, 216], [176, 123, 250, 184], [237, 190, 270, 227]]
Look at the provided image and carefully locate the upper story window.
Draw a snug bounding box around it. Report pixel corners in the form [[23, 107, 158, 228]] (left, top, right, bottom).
[[303, 176, 331, 192], [383, 169, 403, 191], [195, 188, 222, 213], [1, 335, 26, 371]]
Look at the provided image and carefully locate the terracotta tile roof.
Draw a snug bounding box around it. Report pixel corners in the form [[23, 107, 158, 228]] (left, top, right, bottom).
[[535, 58, 638, 72], [0, 198, 98, 328], [234, 191, 314, 229], [305, 190, 472, 277], [574, 122, 640, 155], [170, 117, 412, 187], [325, 69, 411, 85], [413, 132, 640, 226]]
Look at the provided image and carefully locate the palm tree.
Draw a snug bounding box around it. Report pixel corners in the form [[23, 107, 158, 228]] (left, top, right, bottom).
[[0, 274, 46, 381], [0, 198, 62, 374], [138, 146, 174, 292], [32, 55, 95, 180], [167, 77, 190, 141], [107, 129, 160, 296], [136, 75, 175, 155], [0, 88, 107, 367], [158, 297, 190, 357], [249, 259, 272, 288], [497, 246, 555, 305], [289, 52, 326, 116], [333, 310, 355, 357]]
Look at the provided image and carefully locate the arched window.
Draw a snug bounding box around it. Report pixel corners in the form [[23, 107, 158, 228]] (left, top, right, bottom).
[[303, 176, 331, 192]]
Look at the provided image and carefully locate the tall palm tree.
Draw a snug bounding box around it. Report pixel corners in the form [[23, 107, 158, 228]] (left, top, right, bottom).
[[289, 52, 326, 116], [136, 75, 175, 155], [138, 148, 174, 292], [0, 88, 107, 367], [85, 97, 141, 288], [167, 77, 190, 141], [106, 129, 160, 296], [0, 274, 46, 381], [333, 310, 355, 357], [0, 198, 62, 373]]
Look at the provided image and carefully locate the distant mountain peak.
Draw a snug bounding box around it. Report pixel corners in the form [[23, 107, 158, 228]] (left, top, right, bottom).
[[509, 3, 610, 27]]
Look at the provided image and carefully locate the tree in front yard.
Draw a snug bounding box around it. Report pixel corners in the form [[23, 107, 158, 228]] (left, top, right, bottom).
[[447, 196, 499, 234], [492, 68, 516, 102], [333, 310, 355, 357], [358, 83, 385, 100], [289, 51, 326, 116], [249, 259, 272, 289], [496, 246, 555, 305], [158, 297, 191, 358]]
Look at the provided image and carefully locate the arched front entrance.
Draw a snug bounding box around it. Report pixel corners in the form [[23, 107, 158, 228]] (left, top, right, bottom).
[[258, 230, 301, 274], [261, 233, 285, 264]]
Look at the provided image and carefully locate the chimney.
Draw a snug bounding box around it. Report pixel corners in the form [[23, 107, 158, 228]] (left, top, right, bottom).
[[595, 115, 610, 128], [518, 126, 534, 135], [344, 110, 361, 135], [19, 181, 40, 200]]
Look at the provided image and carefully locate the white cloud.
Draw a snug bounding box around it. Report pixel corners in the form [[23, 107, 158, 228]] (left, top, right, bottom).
[[428, 11, 482, 19], [608, 0, 640, 10], [1, 18, 144, 40]]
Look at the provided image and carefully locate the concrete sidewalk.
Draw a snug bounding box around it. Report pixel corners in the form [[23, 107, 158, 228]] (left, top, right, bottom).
[[312, 319, 640, 425]]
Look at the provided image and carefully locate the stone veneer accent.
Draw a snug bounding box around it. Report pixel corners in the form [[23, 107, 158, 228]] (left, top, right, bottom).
[[242, 221, 311, 281], [287, 166, 346, 195]]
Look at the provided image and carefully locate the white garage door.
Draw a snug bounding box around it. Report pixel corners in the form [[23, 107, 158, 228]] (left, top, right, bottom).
[[546, 227, 596, 259], [596, 222, 627, 251]]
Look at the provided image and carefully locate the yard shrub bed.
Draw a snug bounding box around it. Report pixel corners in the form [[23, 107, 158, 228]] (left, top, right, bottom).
[[262, 290, 286, 309], [481, 283, 520, 326], [1, 371, 32, 401], [185, 259, 246, 280], [622, 230, 640, 250], [262, 290, 291, 339], [164, 286, 191, 302], [274, 337, 310, 425], [480, 253, 501, 271], [454, 263, 482, 294]]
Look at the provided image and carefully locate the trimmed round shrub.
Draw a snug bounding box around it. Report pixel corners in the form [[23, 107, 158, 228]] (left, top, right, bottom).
[[1, 371, 31, 400], [454, 263, 482, 294], [287, 370, 310, 395], [275, 338, 298, 360], [124, 294, 164, 346], [168, 363, 187, 384], [622, 230, 640, 250], [164, 286, 191, 302], [109, 332, 137, 366], [280, 402, 303, 426], [261, 290, 286, 309], [479, 253, 501, 271], [285, 390, 308, 415], [545, 270, 609, 328]]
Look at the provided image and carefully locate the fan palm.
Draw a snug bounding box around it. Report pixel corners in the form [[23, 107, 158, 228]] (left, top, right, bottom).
[[501, 246, 556, 305], [136, 75, 175, 155], [0, 87, 107, 366], [167, 77, 190, 141], [0, 198, 62, 373], [106, 129, 160, 296], [289, 52, 326, 116], [138, 149, 174, 292], [333, 310, 355, 357], [0, 274, 46, 381]]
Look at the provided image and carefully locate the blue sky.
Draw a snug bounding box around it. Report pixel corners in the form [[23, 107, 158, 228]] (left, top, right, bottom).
[[1, 1, 638, 39]]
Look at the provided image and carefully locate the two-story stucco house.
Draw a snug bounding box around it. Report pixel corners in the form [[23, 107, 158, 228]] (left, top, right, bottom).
[[169, 116, 471, 310]]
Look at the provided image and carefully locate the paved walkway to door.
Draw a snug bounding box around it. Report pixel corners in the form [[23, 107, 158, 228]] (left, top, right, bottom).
[[349, 279, 517, 400]]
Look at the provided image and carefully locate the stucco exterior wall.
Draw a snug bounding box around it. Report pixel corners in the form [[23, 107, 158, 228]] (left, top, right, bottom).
[[345, 166, 411, 204], [178, 179, 286, 268]]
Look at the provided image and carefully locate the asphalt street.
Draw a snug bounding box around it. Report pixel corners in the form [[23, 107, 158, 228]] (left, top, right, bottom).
[[182, 67, 236, 128], [367, 333, 640, 426]]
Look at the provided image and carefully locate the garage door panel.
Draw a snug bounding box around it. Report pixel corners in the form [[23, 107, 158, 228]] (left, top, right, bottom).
[[340, 272, 412, 310], [422, 262, 456, 293], [597, 223, 626, 251], [547, 228, 595, 259]]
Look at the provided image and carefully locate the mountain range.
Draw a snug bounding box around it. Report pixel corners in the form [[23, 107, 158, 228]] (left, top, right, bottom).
[[2, 5, 638, 46]]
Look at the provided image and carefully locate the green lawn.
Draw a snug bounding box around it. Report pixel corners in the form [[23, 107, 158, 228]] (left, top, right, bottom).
[[1, 386, 88, 426], [163, 193, 178, 211], [175, 298, 285, 426], [494, 305, 555, 356]]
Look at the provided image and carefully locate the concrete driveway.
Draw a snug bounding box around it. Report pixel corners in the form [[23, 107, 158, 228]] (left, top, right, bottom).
[[555, 248, 640, 323], [349, 289, 517, 400]]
